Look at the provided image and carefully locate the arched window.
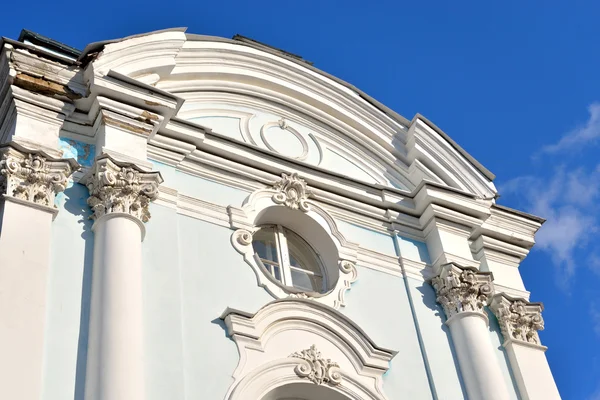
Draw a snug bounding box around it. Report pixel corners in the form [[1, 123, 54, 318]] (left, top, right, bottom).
[[252, 225, 327, 293]]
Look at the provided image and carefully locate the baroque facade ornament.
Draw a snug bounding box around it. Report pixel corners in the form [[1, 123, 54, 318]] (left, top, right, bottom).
[[272, 172, 311, 212], [289, 345, 342, 386], [85, 157, 163, 222], [431, 264, 494, 319], [490, 295, 544, 345], [0, 145, 77, 208]]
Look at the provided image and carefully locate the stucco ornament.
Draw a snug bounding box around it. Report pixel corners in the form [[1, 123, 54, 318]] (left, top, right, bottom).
[[290, 345, 342, 386], [272, 172, 311, 212], [431, 264, 494, 319], [85, 157, 162, 222], [490, 295, 544, 345], [0, 146, 76, 207]]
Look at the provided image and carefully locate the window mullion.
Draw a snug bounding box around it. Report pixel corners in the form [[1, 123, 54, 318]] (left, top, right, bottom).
[[277, 225, 293, 286]]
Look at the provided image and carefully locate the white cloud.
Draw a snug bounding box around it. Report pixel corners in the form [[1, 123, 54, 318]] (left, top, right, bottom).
[[541, 102, 600, 154], [590, 384, 600, 400], [500, 167, 599, 283]]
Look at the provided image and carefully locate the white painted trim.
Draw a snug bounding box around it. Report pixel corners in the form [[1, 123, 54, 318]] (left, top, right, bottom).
[[221, 299, 397, 400]]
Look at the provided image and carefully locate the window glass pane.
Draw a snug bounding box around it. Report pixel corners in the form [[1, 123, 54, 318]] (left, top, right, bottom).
[[291, 269, 323, 292], [252, 226, 279, 264], [284, 228, 323, 276]]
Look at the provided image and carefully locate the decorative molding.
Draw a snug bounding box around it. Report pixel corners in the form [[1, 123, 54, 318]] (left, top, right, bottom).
[[231, 226, 358, 309], [490, 294, 545, 347], [431, 263, 494, 320], [290, 345, 342, 385], [259, 118, 309, 161], [272, 172, 311, 212], [84, 156, 163, 223], [221, 299, 396, 400], [0, 144, 78, 211]]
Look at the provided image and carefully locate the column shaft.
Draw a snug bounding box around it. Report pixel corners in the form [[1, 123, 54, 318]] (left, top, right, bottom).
[[83, 155, 162, 400], [447, 312, 510, 400], [86, 214, 144, 400], [432, 263, 511, 400]]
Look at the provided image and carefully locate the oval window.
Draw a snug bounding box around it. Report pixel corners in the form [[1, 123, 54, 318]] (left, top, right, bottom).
[[252, 224, 327, 293]]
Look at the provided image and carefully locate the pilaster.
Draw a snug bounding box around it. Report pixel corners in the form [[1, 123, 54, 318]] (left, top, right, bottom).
[[471, 235, 530, 299], [490, 295, 560, 400], [0, 42, 81, 153], [423, 211, 479, 272], [0, 143, 78, 400], [91, 97, 162, 169]]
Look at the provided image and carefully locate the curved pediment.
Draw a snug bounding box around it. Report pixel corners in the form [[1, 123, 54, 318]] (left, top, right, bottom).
[[83, 29, 497, 199]]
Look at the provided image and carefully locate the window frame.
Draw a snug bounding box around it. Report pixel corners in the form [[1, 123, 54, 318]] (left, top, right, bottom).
[[253, 224, 328, 293]]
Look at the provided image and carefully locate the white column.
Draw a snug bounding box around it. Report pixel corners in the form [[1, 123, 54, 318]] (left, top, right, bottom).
[[83, 156, 162, 400], [490, 295, 561, 400], [432, 263, 511, 400], [0, 144, 77, 400]]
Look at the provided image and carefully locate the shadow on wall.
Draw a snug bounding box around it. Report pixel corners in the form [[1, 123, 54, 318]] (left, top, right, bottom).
[[487, 308, 522, 400], [63, 183, 94, 400], [415, 283, 468, 398]]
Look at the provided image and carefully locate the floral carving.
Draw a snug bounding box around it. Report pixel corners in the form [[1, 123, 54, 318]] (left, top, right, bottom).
[[85, 157, 162, 223], [0, 147, 76, 207], [272, 173, 311, 212], [431, 264, 494, 319], [290, 345, 342, 385], [491, 295, 544, 345]]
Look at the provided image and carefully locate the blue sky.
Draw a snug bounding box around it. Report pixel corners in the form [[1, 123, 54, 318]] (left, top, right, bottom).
[[3, 0, 599, 398]]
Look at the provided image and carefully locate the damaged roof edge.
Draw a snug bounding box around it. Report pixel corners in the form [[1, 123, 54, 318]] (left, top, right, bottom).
[[76, 27, 188, 63]]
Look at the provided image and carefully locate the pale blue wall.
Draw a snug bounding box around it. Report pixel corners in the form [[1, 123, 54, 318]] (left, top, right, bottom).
[[404, 277, 466, 399], [151, 161, 249, 206], [44, 182, 93, 400], [176, 213, 273, 399], [341, 268, 433, 399], [43, 165, 518, 400], [336, 220, 397, 256], [142, 205, 185, 400]]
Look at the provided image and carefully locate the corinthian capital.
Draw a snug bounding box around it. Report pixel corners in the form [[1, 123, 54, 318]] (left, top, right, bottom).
[[85, 156, 163, 223], [490, 294, 544, 346], [431, 264, 494, 320], [0, 144, 78, 210]]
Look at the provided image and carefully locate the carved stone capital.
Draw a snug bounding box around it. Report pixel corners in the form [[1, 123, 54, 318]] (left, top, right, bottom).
[[431, 263, 494, 320], [490, 294, 544, 346], [272, 172, 311, 212], [289, 345, 342, 385], [84, 156, 163, 223], [0, 144, 78, 210]]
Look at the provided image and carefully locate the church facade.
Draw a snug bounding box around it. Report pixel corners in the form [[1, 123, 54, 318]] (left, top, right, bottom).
[[0, 29, 560, 400]]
